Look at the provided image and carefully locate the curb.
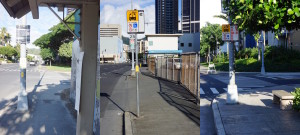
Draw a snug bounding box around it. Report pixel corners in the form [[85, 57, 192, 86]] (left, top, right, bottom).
[[212, 99, 226, 135], [124, 111, 133, 135]]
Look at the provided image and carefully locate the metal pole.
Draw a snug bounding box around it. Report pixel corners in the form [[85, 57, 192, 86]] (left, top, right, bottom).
[[196, 53, 200, 104], [131, 35, 135, 76], [130, 0, 135, 76], [208, 46, 210, 65], [166, 57, 168, 80], [261, 31, 265, 75], [172, 56, 174, 81], [188, 54, 191, 90], [17, 15, 28, 111], [226, 11, 238, 104], [195, 54, 197, 95], [135, 33, 139, 117]]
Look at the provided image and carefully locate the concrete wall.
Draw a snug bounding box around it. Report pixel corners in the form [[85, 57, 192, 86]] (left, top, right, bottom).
[[290, 30, 300, 51], [267, 32, 280, 46], [147, 36, 179, 51], [193, 32, 200, 52], [99, 36, 124, 63], [178, 33, 200, 53]]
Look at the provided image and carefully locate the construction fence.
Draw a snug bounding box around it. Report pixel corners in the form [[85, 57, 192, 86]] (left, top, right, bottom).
[[147, 53, 200, 102]]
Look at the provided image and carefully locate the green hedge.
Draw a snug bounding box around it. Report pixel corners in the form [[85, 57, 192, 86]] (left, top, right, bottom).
[[209, 46, 300, 72]]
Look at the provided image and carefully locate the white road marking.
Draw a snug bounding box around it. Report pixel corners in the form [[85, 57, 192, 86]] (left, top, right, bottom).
[[200, 88, 205, 95], [210, 88, 219, 94]]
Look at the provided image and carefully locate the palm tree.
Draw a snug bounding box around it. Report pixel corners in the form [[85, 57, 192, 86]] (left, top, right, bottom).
[[4, 33, 11, 45], [0, 27, 8, 46], [213, 14, 228, 22]]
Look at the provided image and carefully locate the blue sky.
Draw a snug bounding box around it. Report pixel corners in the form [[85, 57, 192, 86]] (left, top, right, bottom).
[[0, 0, 183, 48], [0, 5, 62, 48]]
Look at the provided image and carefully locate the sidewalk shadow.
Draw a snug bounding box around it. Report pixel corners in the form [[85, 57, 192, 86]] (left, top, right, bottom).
[[100, 93, 125, 113], [215, 95, 300, 134], [0, 72, 76, 135], [158, 78, 200, 126]]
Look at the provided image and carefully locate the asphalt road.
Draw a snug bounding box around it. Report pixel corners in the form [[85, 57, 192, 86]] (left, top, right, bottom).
[[99, 63, 131, 117], [0, 63, 41, 112], [200, 71, 300, 135]]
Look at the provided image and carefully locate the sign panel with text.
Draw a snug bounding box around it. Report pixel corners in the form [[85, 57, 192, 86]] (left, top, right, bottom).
[[127, 10, 145, 34], [222, 24, 239, 41], [16, 25, 30, 44]]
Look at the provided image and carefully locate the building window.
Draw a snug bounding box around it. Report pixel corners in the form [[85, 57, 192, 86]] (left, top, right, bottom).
[[149, 41, 153, 46], [189, 43, 192, 47], [181, 43, 184, 47]]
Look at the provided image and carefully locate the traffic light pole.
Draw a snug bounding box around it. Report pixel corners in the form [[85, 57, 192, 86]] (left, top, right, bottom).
[[17, 15, 28, 111]]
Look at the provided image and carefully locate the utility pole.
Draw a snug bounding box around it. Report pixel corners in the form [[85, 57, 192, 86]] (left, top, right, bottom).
[[261, 31, 265, 75], [17, 15, 28, 111], [226, 6, 238, 104]]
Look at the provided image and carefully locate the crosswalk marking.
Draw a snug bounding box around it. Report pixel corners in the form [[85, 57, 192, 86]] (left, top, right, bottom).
[[200, 88, 205, 95], [200, 87, 257, 96], [210, 88, 219, 94], [0, 68, 41, 72], [223, 88, 248, 91]]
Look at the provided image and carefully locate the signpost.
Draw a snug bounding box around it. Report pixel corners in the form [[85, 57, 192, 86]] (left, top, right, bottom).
[[222, 24, 230, 41], [222, 24, 239, 42], [222, 0, 239, 104], [17, 15, 30, 111], [127, 9, 145, 117], [230, 25, 239, 41]]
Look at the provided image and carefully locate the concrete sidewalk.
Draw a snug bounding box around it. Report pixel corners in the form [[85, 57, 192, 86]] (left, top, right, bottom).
[[130, 68, 200, 135], [213, 85, 300, 135], [0, 71, 76, 134]]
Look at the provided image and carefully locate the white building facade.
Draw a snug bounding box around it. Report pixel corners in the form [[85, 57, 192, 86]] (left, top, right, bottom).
[[145, 34, 183, 56]]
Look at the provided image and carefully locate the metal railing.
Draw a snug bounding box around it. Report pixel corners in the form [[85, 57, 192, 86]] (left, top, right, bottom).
[[147, 53, 200, 103]]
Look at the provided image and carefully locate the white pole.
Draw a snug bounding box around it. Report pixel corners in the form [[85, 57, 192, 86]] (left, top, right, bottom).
[[226, 9, 238, 104], [17, 15, 28, 111]]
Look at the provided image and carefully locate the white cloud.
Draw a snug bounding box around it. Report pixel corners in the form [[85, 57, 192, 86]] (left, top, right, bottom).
[[100, 3, 155, 39], [200, 0, 228, 28], [0, 5, 61, 48]]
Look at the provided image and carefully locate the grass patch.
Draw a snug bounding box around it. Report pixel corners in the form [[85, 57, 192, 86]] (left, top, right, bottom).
[[200, 62, 208, 67], [46, 65, 71, 72]]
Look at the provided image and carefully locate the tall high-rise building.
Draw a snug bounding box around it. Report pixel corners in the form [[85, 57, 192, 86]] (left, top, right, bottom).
[[155, 0, 178, 34], [181, 0, 200, 33]]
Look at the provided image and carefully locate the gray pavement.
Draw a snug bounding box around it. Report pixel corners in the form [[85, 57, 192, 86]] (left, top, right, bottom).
[[100, 64, 132, 135], [131, 68, 200, 135], [0, 70, 76, 134], [100, 65, 200, 135], [200, 98, 216, 135], [0, 63, 41, 113], [213, 85, 300, 135]]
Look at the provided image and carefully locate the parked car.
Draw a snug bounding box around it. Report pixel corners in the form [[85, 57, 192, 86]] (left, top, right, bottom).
[[29, 61, 36, 66]]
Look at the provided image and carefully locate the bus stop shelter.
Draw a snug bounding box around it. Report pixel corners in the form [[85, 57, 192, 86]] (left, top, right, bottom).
[[0, 0, 99, 134]]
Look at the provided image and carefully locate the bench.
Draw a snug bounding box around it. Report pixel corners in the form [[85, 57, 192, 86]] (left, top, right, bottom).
[[272, 90, 294, 110]]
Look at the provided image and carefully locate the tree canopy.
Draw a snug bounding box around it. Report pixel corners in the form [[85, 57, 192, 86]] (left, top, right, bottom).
[[58, 42, 72, 63], [200, 23, 224, 57], [0, 46, 17, 60], [226, 0, 300, 35], [40, 48, 55, 61], [33, 12, 75, 63]]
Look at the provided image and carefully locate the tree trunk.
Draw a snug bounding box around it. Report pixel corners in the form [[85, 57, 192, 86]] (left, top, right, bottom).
[[50, 60, 52, 67]]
